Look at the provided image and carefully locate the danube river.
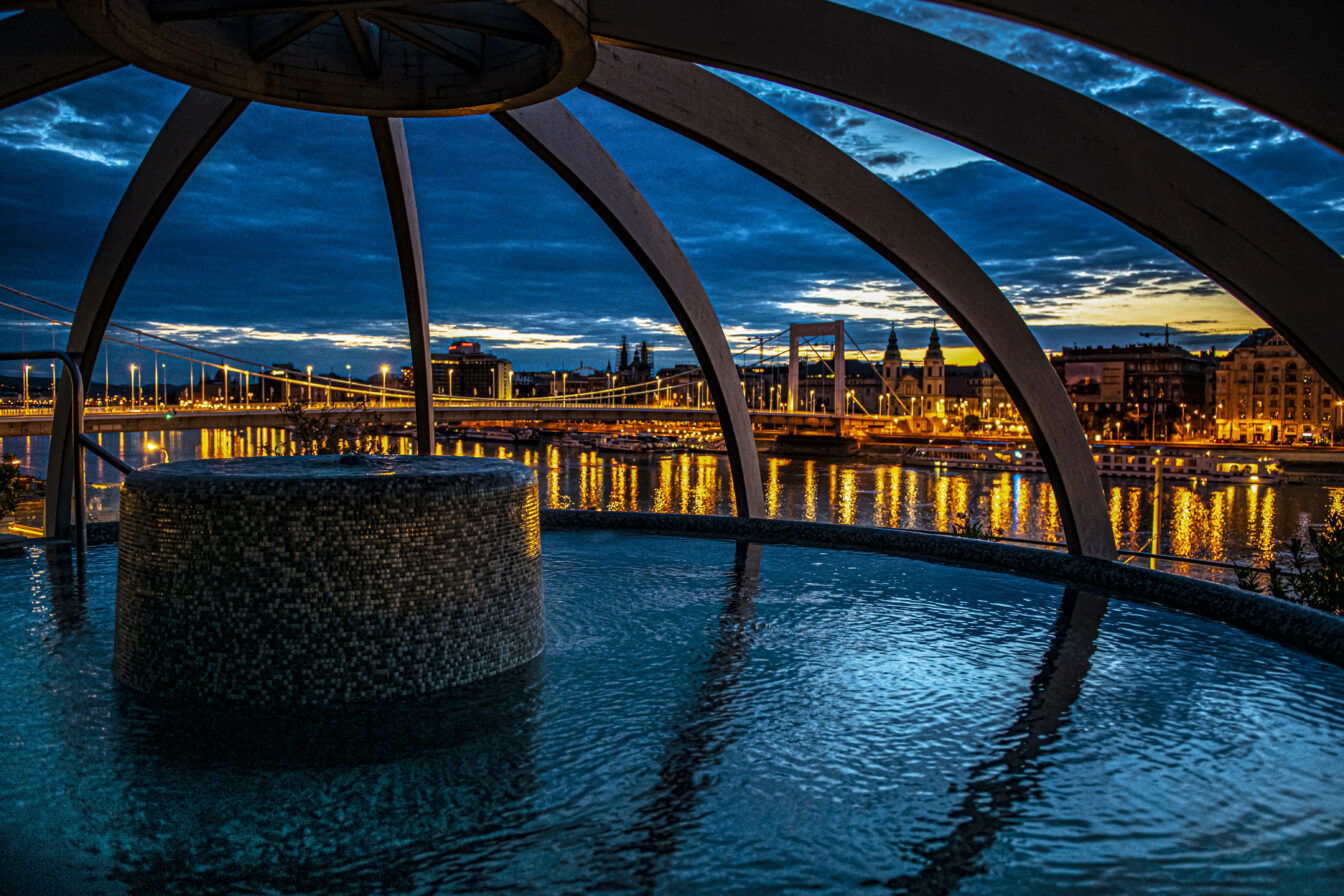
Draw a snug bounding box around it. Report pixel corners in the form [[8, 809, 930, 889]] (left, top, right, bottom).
[[4, 428, 1342, 579]]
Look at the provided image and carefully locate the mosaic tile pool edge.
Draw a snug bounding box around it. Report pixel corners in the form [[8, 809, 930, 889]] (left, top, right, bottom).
[[114, 457, 544, 706]]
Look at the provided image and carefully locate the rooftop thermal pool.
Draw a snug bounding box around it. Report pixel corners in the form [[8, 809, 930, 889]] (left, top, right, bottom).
[[1, 530, 1341, 894]]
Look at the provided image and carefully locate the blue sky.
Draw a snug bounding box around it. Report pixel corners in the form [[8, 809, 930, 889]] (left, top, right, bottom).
[[2, 1, 1342, 381]]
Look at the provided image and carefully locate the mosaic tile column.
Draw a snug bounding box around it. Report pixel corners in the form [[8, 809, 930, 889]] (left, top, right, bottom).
[[114, 455, 543, 705]]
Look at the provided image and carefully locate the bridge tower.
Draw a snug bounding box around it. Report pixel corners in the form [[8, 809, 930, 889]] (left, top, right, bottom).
[[787, 321, 845, 417]]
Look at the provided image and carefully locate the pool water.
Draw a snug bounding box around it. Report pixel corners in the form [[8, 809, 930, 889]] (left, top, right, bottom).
[[1, 532, 1341, 895]]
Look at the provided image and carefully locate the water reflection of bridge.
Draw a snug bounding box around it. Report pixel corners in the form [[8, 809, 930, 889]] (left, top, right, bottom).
[[0, 404, 875, 438]]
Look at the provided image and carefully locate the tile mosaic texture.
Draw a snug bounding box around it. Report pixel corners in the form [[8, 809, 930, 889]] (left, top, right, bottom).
[[115, 455, 543, 705]]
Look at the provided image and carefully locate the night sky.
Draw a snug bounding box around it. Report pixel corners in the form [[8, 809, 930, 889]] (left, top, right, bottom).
[[2, 1, 1342, 382]]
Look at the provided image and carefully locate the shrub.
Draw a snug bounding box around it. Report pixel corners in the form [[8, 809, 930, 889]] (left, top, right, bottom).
[[1235, 509, 1344, 615], [274, 400, 387, 456], [0, 454, 23, 520], [951, 512, 999, 541]]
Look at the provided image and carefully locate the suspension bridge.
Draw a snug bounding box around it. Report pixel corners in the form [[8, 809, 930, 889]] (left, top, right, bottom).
[[0, 282, 926, 439]]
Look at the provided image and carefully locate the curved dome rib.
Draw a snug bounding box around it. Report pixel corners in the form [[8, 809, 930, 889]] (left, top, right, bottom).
[[368, 116, 435, 456], [0, 10, 125, 111], [924, 0, 1344, 156], [589, 0, 1344, 398], [583, 45, 1113, 558], [494, 100, 766, 519], [47, 89, 248, 535]]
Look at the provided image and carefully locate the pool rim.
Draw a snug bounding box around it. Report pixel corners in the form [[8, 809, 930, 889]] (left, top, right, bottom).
[[69, 510, 1344, 668]]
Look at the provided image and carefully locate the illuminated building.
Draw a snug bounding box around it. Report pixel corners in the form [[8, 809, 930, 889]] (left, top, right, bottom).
[[1052, 343, 1214, 440], [427, 341, 514, 400], [1215, 328, 1341, 444]]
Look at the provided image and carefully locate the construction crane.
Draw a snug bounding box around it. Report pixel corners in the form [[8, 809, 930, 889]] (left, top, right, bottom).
[[1138, 324, 1249, 346]]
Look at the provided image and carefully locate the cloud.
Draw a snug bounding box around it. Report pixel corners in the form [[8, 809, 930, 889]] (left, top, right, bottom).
[[0, 4, 1340, 381]]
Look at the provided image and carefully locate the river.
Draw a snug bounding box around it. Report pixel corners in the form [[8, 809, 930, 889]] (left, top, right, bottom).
[[4, 427, 1342, 581]]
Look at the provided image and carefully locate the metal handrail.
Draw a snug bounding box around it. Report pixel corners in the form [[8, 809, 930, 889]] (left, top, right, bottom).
[[0, 351, 86, 554], [79, 435, 134, 475]]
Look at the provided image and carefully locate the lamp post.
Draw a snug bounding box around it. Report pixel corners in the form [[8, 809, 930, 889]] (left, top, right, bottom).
[[223, 365, 230, 405], [22, 364, 29, 411], [306, 365, 313, 402], [144, 440, 170, 464], [380, 365, 389, 407], [129, 364, 137, 410], [153, 358, 160, 410], [345, 364, 352, 404]]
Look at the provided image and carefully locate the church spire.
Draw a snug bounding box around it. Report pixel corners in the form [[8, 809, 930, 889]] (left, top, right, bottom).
[[926, 326, 944, 361], [883, 325, 900, 363]]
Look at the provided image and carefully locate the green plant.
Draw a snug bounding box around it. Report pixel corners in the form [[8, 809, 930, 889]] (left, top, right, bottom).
[[273, 400, 387, 456], [951, 512, 999, 541], [1235, 509, 1344, 615], [0, 454, 24, 520]]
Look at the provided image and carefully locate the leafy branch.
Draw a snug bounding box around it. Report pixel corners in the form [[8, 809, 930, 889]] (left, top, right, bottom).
[[951, 512, 1000, 541], [271, 400, 387, 456], [0, 454, 25, 520], [1235, 509, 1344, 615]]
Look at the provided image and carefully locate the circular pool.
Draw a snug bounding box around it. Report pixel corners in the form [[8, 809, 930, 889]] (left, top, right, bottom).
[[1, 529, 1341, 894]]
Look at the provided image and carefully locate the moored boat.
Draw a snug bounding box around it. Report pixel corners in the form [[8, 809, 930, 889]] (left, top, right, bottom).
[[900, 442, 1282, 483]]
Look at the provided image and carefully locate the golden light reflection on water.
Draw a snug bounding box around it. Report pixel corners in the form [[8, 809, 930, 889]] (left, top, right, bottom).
[[872, 466, 888, 528], [901, 468, 919, 524], [1168, 488, 1201, 558], [653, 456, 673, 514], [1036, 482, 1060, 538], [837, 468, 857, 526], [766, 458, 784, 519], [803, 460, 817, 522], [1253, 485, 1278, 561], [607, 457, 627, 512], [933, 474, 951, 532], [690, 455, 716, 516], [10, 427, 1342, 572], [990, 473, 1012, 537], [1207, 488, 1229, 561]]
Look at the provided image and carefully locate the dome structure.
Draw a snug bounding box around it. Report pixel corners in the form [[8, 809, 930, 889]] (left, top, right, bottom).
[[3, 0, 1342, 559]]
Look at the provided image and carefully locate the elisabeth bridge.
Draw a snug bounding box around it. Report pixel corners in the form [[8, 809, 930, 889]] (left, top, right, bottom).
[[2, 0, 1341, 558]]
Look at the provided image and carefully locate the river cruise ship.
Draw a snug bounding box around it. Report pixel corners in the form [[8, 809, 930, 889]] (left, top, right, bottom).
[[900, 442, 1282, 483]]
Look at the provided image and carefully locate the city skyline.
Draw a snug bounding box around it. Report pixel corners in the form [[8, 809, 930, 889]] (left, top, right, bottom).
[[2, 2, 1341, 374]]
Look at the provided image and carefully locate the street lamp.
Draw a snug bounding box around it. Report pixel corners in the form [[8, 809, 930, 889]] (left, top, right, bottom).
[[129, 364, 137, 410], [306, 365, 314, 402], [22, 364, 29, 411], [144, 440, 170, 464], [380, 365, 389, 407]]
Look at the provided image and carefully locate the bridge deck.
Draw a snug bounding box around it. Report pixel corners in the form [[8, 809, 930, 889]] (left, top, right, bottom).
[[0, 403, 866, 437]]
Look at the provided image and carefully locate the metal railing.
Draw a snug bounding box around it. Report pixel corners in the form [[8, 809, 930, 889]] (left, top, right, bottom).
[[0, 351, 88, 555]]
